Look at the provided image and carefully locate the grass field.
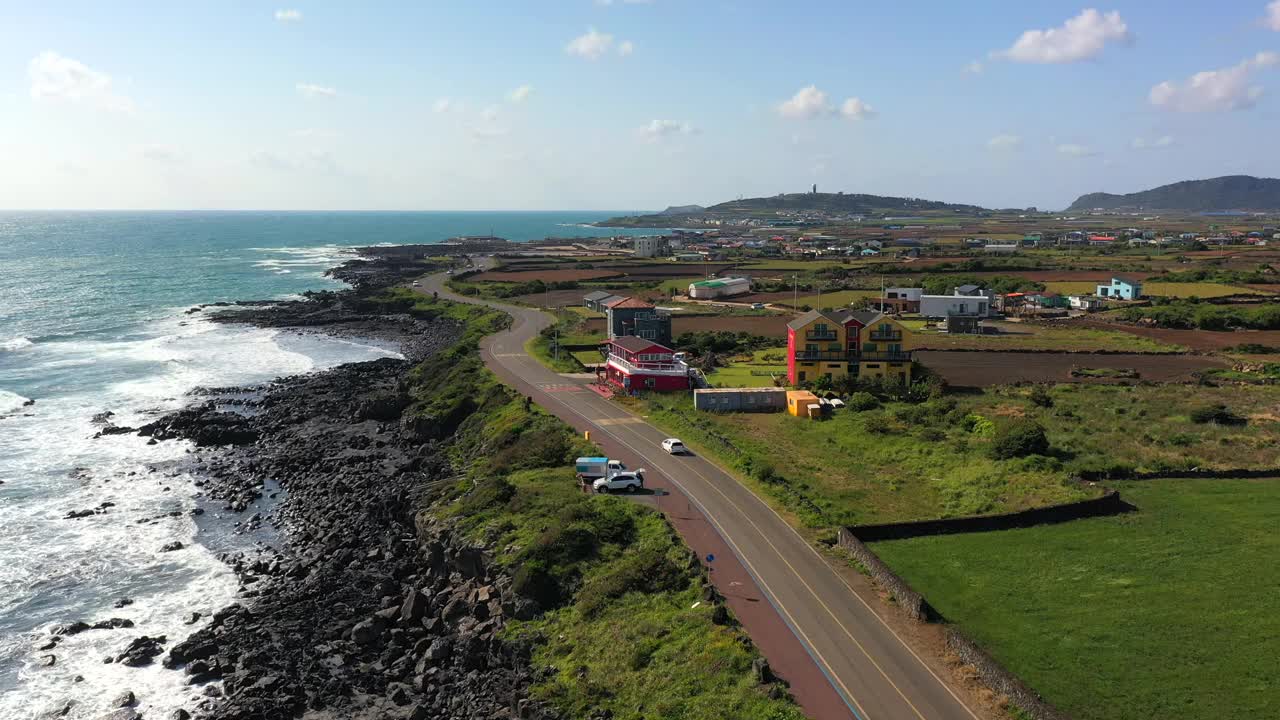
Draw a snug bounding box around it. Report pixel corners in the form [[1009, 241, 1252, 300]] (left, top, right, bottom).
[[776, 289, 881, 309], [1044, 281, 1268, 298], [977, 383, 1280, 476], [635, 393, 1094, 527], [632, 382, 1280, 528], [705, 348, 787, 388], [871, 478, 1280, 720], [909, 321, 1185, 353]]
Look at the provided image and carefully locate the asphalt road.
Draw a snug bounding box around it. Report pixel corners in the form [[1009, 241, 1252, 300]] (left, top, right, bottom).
[[419, 268, 980, 720]]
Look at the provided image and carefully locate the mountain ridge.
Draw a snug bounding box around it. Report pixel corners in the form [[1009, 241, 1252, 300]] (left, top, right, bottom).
[[1068, 175, 1280, 212]]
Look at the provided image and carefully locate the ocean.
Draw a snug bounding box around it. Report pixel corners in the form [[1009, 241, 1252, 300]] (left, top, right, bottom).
[[0, 211, 664, 719]]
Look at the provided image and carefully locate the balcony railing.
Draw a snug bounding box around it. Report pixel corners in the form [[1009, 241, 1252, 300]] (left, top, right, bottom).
[[607, 354, 692, 376], [793, 350, 913, 363], [868, 331, 903, 341], [794, 351, 848, 361], [857, 351, 913, 363], [805, 330, 838, 340]]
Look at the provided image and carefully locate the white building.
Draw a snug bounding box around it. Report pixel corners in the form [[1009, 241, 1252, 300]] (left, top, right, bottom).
[[920, 294, 993, 318], [984, 244, 1018, 254], [633, 236, 667, 258], [688, 277, 751, 299], [884, 287, 923, 302]]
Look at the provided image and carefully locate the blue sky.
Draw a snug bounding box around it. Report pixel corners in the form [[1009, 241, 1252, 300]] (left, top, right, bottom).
[[1, 1, 1278, 210]]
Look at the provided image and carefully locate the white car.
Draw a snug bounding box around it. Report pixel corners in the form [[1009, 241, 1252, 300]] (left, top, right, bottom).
[[593, 470, 645, 494], [661, 438, 687, 455]]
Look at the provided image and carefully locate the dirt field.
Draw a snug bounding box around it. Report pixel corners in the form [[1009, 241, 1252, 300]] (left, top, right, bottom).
[[918, 351, 1228, 387], [582, 314, 790, 339], [470, 268, 625, 282], [1071, 319, 1280, 352]]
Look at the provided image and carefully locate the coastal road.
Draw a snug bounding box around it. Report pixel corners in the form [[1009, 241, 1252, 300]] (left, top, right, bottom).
[[417, 268, 981, 720]]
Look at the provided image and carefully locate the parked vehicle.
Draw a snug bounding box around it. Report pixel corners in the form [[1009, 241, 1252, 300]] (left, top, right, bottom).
[[661, 438, 687, 454], [593, 470, 645, 493], [751, 303, 765, 310], [575, 457, 626, 480]]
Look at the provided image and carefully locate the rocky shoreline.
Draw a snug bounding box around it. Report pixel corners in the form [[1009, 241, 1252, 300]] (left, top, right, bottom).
[[75, 254, 556, 719]]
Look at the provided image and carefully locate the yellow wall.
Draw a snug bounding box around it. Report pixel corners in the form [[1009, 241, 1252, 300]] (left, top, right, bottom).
[[786, 390, 820, 417], [791, 315, 849, 384], [857, 316, 913, 384]]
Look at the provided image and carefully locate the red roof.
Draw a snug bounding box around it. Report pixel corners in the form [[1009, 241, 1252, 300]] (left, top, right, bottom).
[[607, 336, 672, 354], [1089, 235, 1115, 242]]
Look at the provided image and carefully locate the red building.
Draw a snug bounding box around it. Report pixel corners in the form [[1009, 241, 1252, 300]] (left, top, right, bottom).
[[599, 336, 692, 393]]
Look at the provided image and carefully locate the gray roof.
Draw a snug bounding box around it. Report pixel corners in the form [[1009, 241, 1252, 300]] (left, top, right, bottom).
[[955, 284, 981, 293], [849, 311, 884, 327], [583, 290, 612, 302], [786, 308, 829, 331]]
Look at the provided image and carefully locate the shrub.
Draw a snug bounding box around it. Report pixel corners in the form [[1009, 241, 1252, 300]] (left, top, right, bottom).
[[989, 420, 1050, 460], [576, 546, 687, 618], [1028, 386, 1054, 408], [962, 413, 996, 436], [1189, 404, 1246, 426], [459, 478, 516, 515], [845, 392, 880, 411]]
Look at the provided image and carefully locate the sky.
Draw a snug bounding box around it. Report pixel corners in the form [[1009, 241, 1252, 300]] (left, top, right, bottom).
[[1, 0, 1279, 211]]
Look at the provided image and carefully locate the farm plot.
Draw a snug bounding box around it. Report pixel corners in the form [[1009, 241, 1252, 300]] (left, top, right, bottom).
[[918, 351, 1227, 387]]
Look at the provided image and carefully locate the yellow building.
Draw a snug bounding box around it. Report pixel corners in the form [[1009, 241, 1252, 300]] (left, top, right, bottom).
[[786, 309, 913, 385], [786, 390, 822, 417]]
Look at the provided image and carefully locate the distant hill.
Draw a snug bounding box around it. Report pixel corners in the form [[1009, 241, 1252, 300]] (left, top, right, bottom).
[[657, 204, 705, 215], [599, 192, 988, 226], [706, 192, 987, 215], [1068, 175, 1280, 212]]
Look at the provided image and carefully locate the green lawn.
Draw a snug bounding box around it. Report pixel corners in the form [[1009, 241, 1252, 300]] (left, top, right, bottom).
[[870, 478, 1280, 720], [777, 289, 881, 310], [705, 348, 787, 388], [1044, 281, 1268, 298]]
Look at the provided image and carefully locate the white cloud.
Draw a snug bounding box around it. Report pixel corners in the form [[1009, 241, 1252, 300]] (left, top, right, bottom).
[[987, 134, 1023, 151], [777, 85, 832, 119], [1057, 143, 1100, 158], [1268, 1, 1280, 31], [294, 128, 338, 139], [296, 83, 337, 99], [274, 9, 302, 22], [469, 125, 509, 141], [480, 105, 500, 122], [28, 51, 134, 113], [963, 60, 984, 75], [638, 119, 697, 140], [508, 85, 533, 104], [839, 97, 876, 120], [1150, 52, 1279, 112], [250, 149, 339, 173], [1132, 135, 1174, 150], [137, 144, 181, 162], [433, 97, 456, 113], [617, 40, 635, 56], [566, 28, 615, 60], [994, 9, 1131, 64]]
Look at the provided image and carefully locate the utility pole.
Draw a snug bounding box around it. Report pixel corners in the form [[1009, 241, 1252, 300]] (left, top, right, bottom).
[[793, 274, 798, 310]]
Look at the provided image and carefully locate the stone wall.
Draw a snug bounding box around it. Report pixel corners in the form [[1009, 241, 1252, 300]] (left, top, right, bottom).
[[834, 528, 934, 622], [844, 489, 1128, 542], [945, 630, 1073, 720]]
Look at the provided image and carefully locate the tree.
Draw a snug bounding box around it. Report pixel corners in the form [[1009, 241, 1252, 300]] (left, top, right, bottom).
[[989, 420, 1050, 460]]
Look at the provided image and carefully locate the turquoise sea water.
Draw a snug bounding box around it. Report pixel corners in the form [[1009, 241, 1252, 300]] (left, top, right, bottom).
[[0, 211, 662, 718]]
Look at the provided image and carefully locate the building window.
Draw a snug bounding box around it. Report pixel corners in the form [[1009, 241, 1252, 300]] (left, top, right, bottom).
[[798, 371, 807, 381]]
